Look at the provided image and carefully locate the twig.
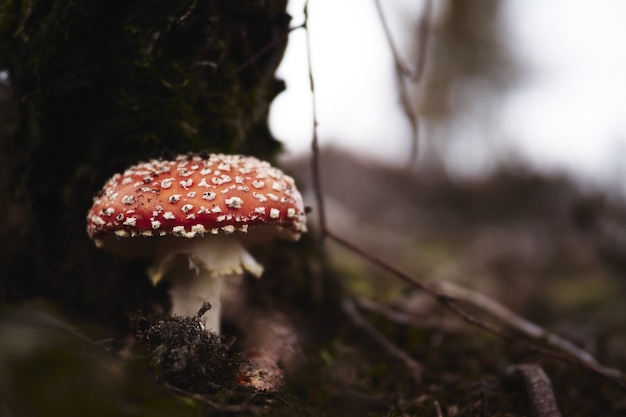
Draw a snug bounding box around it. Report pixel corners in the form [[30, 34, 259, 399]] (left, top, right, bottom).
[[355, 296, 461, 332], [412, 0, 433, 83], [326, 230, 626, 390], [229, 24, 303, 77], [303, 0, 327, 244], [373, 0, 433, 167], [433, 398, 443, 417], [436, 280, 621, 377], [506, 364, 563, 417], [341, 297, 423, 384]]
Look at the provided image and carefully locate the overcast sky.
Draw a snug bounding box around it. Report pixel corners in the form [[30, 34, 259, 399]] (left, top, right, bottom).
[[269, 0, 626, 193]]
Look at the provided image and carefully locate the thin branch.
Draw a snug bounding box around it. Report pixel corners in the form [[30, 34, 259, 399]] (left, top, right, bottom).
[[413, 0, 433, 83], [230, 24, 303, 77], [342, 297, 423, 384], [433, 398, 443, 417], [355, 296, 462, 332], [302, 0, 327, 245], [374, 0, 433, 167], [326, 230, 626, 390], [436, 281, 619, 375]]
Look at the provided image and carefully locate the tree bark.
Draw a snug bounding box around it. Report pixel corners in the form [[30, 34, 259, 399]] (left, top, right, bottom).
[[0, 0, 290, 328]]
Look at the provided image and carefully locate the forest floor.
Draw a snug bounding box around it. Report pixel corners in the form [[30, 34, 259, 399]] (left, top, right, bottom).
[[277, 148, 626, 416], [2, 147, 626, 417]]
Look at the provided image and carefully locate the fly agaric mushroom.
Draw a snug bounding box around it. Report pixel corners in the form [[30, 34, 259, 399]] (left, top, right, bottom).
[[86, 154, 306, 333]]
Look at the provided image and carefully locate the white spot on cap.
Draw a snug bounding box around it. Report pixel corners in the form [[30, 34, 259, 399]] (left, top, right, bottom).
[[253, 192, 267, 202], [211, 177, 223, 185], [93, 216, 106, 226], [161, 178, 175, 189], [217, 215, 226, 222], [222, 225, 235, 234], [211, 206, 222, 213], [199, 178, 210, 188], [217, 163, 231, 171], [141, 230, 153, 237], [121, 177, 132, 185], [200, 168, 212, 175], [270, 208, 280, 219], [123, 217, 137, 226], [181, 204, 193, 213], [179, 178, 193, 189], [173, 225, 186, 236], [254, 207, 266, 214], [187, 191, 196, 198], [272, 182, 283, 192], [168, 194, 181, 204], [101, 207, 115, 217], [163, 211, 175, 220], [121, 195, 135, 205], [252, 180, 265, 189], [235, 176, 244, 184], [115, 230, 129, 237], [225, 197, 243, 209], [191, 224, 206, 235], [202, 191, 216, 201], [287, 208, 296, 218], [268, 169, 281, 179], [267, 193, 279, 202], [151, 220, 162, 229]]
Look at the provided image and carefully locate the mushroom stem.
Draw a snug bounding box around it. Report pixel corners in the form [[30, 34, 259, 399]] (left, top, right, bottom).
[[168, 266, 227, 333], [149, 234, 264, 334]]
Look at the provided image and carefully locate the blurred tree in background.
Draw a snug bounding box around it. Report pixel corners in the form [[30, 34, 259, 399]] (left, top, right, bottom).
[[406, 0, 520, 172]]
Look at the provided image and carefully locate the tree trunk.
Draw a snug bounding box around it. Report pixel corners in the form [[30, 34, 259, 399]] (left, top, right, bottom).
[[0, 0, 291, 328]]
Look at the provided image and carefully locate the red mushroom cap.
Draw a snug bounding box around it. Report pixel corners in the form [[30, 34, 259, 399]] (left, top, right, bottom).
[[86, 154, 306, 251]]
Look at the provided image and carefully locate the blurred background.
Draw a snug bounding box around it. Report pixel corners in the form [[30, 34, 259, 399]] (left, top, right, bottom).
[[271, 0, 626, 194], [268, 0, 626, 389]]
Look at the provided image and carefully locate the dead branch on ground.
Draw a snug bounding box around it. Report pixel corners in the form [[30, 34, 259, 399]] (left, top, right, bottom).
[[506, 364, 563, 417]]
